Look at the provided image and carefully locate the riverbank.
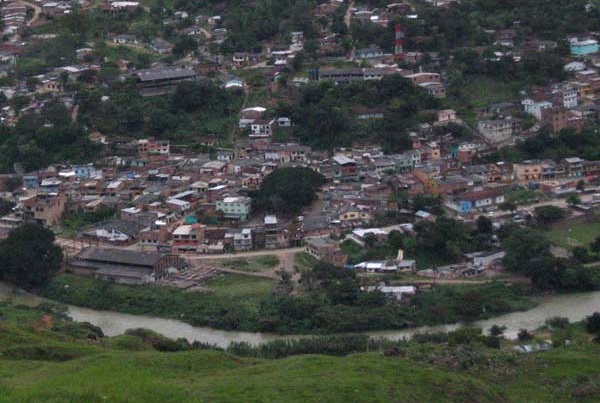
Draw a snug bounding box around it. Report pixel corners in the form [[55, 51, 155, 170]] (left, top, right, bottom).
[[37, 274, 535, 335], [2, 301, 600, 402]]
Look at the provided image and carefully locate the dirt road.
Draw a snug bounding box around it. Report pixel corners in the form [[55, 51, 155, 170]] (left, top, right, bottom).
[[18, 0, 41, 26], [186, 247, 305, 265]]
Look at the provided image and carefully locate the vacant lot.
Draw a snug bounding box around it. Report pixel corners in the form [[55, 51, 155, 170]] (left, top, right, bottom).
[[211, 255, 281, 273], [547, 221, 600, 248]]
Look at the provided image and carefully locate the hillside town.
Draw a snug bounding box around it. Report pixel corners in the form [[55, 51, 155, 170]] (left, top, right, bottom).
[[3, 1, 600, 401]]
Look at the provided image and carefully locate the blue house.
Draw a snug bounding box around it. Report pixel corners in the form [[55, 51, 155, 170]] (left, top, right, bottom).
[[570, 39, 599, 56], [23, 175, 39, 189], [73, 165, 96, 179], [457, 190, 505, 215]]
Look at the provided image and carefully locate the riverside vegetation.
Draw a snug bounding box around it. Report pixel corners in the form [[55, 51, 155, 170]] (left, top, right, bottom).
[[2, 302, 600, 402], [39, 273, 534, 334]]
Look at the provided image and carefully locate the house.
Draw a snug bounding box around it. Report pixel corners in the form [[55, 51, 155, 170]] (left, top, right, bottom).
[[403, 72, 441, 86], [172, 224, 205, 253], [456, 190, 505, 214], [318, 68, 365, 84], [522, 98, 553, 120], [264, 144, 310, 163], [464, 251, 506, 269], [354, 258, 416, 273], [232, 52, 262, 67], [70, 247, 186, 285], [362, 285, 416, 301], [81, 218, 150, 245], [249, 119, 275, 138], [166, 198, 191, 213], [264, 215, 286, 249], [477, 118, 518, 145], [304, 237, 348, 267], [132, 67, 201, 96], [564, 61, 586, 72], [138, 138, 170, 156], [149, 38, 174, 54], [233, 228, 253, 251], [437, 109, 457, 123], [332, 155, 359, 182], [113, 34, 139, 45], [562, 157, 585, 177], [20, 192, 66, 227], [355, 45, 383, 59], [541, 108, 584, 134], [513, 161, 542, 183], [216, 196, 252, 220], [570, 38, 599, 56], [419, 81, 446, 98]]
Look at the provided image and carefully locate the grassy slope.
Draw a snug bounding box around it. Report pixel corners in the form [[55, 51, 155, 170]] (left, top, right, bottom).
[[446, 76, 522, 123], [2, 304, 600, 402], [0, 348, 505, 403], [2, 326, 600, 402]]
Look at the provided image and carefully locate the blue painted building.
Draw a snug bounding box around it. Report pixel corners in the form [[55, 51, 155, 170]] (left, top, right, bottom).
[[73, 165, 97, 179], [23, 175, 39, 189], [570, 39, 599, 56]]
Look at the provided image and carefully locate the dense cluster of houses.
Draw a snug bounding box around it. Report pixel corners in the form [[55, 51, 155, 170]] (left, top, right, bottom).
[[0, 120, 597, 267], [1, 0, 600, 292]]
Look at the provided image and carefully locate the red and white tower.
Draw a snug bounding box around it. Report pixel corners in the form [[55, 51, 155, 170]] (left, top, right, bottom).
[[394, 23, 405, 60]]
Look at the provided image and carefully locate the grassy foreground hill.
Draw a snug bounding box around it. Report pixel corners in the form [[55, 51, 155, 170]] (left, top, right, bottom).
[[1, 302, 600, 403]]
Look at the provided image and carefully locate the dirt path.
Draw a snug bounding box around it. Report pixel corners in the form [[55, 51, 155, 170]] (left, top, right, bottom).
[[197, 264, 276, 280], [18, 0, 41, 26], [344, 0, 354, 28], [186, 247, 305, 261]]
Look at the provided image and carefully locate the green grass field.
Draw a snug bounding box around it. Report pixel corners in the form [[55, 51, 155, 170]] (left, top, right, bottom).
[[2, 302, 600, 402], [547, 222, 600, 249]]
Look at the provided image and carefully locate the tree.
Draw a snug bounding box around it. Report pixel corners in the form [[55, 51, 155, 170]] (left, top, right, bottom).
[[0, 199, 15, 216], [585, 312, 600, 333], [534, 205, 567, 226], [0, 223, 63, 289], [566, 194, 581, 206], [4, 176, 22, 192], [591, 235, 600, 256], [576, 179, 586, 191], [173, 35, 197, 57], [252, 167, 326, 215], [502, 228, 551, 275], [499, 201, 517, 212], [517, 329, 533, 341], [488, 324, 506, 338], [476, 215, 493, 234]]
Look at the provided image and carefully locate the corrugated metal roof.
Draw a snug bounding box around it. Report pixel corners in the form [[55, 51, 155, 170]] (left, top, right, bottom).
[[75, 247, 162, 267], [134, 67, 197, 82]]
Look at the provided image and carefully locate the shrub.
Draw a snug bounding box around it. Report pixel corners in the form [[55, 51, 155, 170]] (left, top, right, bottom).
[[545, 317, 570, 329], [585, 312, 600, 333], [517, 329, 533, 341]]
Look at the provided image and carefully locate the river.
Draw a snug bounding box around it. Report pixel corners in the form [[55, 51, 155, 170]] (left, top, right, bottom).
[[1, 283, 600, 348]]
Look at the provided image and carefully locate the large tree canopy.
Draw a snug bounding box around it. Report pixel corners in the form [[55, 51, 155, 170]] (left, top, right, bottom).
[[0, 223, 63, 289], [252, 167, 325, 215], [502, 227, 599, 291]]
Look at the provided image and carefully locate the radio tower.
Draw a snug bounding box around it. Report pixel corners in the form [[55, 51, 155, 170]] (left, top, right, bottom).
[[394, 23, 405, 60]]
